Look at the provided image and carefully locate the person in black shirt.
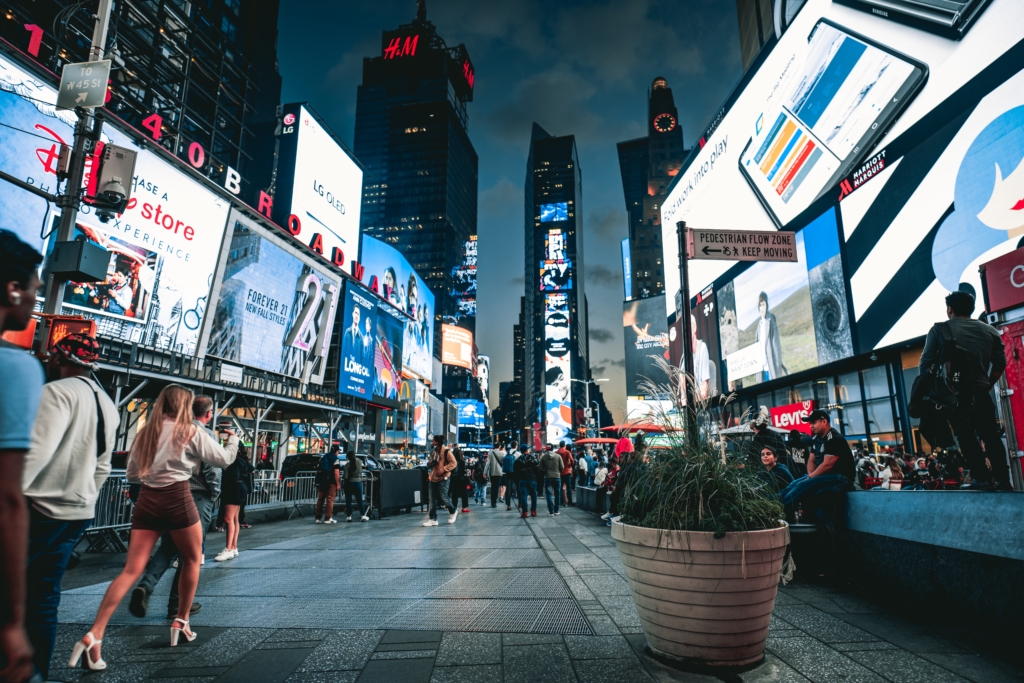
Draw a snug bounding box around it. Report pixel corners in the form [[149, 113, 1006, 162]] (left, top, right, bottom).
[[777, 409, 854, 514], [758, 446, 794, 492]]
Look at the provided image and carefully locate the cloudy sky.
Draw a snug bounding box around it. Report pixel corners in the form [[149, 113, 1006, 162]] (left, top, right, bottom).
[[277, 0, 746, 421]]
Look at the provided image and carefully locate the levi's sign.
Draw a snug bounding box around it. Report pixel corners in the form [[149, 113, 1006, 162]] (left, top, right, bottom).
[[688, 229, 797, 262], [770, 400, 816, 435]]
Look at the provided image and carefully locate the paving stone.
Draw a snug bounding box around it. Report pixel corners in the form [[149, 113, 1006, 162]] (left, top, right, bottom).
[[295, 630, 383, 672], [836, 613, 972, 653], [501, 633, 564, 645], [564, 634, 636, 659], [503, 643, 577, 683], [846, 649, 972, 683], [379, 630, 443, 644], [435, 632, 501, 666], [375, 641, 439, 652], [216, 647, 314, 682], [917, 653, 1024, 683], [286, 672, 360, 683], [766, 636, 886, 683], [773, 606, 880, 643], [258, 640, 324, 649], [371, 649, 439, 660], [739, 653, 811, 683], [580, 573, 632, 595], [356, 657, 434, 683], [831, 641, 901, 652], [587, 615, 624, 635], [572, 655, 654, 683], [429, 664, 502, 683], [150, 666, 229, 677], [168, 627, 275, 668]]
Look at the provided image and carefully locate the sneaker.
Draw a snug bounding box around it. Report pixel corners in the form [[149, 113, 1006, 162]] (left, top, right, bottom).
[[554, 511, 560, 516], [506, 506, 512, 511], [549, 513, 556, 517], [521, 511, 528, 519], [172, 559, 179, 568], [201, 555, 205, 565], [232, 548, 240, 558], [215, 526, 224, 533], [214, 548, 234, 562], [129, 586, 149, 618], [346, 516, 353, 522], [601, 512, 612, 520], [448, 510, 459, 524], [326, 518, 338, 524], [423, 519, 439, 527], [530, 511, 537, 517], [606, 519, 613, 526], [241, 523, 252, 529], [361, 515, 370, 522], [315, 519, 323, 524], [461, 508, 470, 513]]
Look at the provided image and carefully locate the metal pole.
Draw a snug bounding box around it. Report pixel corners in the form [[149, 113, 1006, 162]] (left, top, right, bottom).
[[592, 400, 601, 434], [676, 221, 696, 430]]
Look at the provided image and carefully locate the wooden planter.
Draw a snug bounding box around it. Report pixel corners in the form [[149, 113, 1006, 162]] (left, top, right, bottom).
[[610, 518, 789, 668]]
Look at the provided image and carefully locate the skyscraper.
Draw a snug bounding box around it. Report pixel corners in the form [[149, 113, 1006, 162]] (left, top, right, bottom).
[[525, 124, 588, 445], [616, 77, 687, 300], [736, 0, 775, 71], [353, 1, 479, 398]]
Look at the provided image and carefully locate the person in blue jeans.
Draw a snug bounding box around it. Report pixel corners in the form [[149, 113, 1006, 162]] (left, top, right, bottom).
[[777, 410, 854, 516], [540, 447, 563, 516], [514, 449, 540, 518], [343, 451, 369, 522]]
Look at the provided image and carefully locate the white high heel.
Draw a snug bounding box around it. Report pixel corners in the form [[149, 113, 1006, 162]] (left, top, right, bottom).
[[170, 617, 198, 646], [68, 631, 106, 670]]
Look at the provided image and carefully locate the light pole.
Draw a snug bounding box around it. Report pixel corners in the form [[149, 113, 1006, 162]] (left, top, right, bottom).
[[591, 400, 601, 435], [571, 378, 608, 436]]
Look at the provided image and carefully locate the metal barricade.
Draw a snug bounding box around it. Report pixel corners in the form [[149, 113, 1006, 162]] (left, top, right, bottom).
[[246, 471, 281, 507], [84, 474, 134, 552]]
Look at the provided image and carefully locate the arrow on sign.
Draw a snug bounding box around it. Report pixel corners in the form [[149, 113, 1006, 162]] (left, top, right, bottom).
[[702, 246, 721, 255], [75, 92, 87, 103]]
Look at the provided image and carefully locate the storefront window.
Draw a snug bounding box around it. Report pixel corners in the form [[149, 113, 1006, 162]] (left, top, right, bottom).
[[790, 382, 814, 404], [836, 372, 862, 404], [841, 403, 866, 436], [862, 366, 890, 400], [866, 397, 895, 434]]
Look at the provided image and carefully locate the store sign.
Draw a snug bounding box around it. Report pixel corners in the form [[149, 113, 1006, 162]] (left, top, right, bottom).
[[383, 33, 419, 59], [982, 248, 1024, 314], [770, 400, 817, 435], [202, 210, 340, 384], [274, 103, 362, 276]]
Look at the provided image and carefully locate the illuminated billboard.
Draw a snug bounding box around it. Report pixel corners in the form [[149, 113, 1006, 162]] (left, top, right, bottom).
[[441, 324, 474, 368], [274, 103, 362, 275], [0, 52, 230, 355], [622, 238, 632, 300], [373, 303, 404, 401], [539, 260, 573, 291], [544, 292, 572, 444], [476, 354, 490, 398], [448, 236, 477, 325], [359, 236, 435, 381], [338, 285, 377, 399], [453, 399, 486, 429], [623, 295, 670, 400], [202, 210, 340, 384], [540, 202, 568, 222], [660, 0, 1022, 322]]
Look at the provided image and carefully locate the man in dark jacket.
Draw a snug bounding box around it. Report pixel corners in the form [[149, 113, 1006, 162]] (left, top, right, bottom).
[[514, 449, 540, 518], [501, 443, 518, 509], [130, 395, 225, 619], [540, 446, 564, 516]]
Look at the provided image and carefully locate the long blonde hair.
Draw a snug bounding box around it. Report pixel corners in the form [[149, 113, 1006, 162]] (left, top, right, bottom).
[[888, 459, 903, 480], [130, 384, 196, 477]]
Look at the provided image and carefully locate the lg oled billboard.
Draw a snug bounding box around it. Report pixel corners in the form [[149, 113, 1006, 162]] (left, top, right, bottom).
[[274, 103, 362, 275]]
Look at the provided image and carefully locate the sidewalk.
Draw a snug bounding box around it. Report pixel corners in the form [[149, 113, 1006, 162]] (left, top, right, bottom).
[[51, 502, 1024, 682]]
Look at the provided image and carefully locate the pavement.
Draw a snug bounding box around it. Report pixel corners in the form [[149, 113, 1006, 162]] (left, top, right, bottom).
[[50, 498, 1024, 683]]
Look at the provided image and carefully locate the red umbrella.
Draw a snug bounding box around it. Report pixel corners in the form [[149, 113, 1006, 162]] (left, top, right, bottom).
[[574, 438, 619, 445]]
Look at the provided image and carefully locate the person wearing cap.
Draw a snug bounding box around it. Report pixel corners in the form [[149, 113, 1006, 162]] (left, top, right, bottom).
[[22, 333, 118, 678], [776, 409, 855, 515], [919, 290, 1009, 490]]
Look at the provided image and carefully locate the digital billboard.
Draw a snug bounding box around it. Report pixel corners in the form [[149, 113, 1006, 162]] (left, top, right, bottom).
[[0, 52, 231, 355], [691, 285, 722, 400], [545, 292, 573, 444], [540, 260, 573, 291], [716, 210, 853, 389], [448, 236, 477, 325], [441, 324, 474, 369], [540, 202, 568, 222], [360, 236, 435, 381], [622, 295, 670, 400], [202, 210, 340, 384], [476, 354, 490, 399], [453, 399, 486, 429], [274, 103, 362, 275], [338, 285, 377, 398], [373, 303, 404, 401], [622, 238, 632, 300], [660, 0, 1022, 322]]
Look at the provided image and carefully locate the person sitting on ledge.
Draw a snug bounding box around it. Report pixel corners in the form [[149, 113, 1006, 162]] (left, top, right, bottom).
[[776, 409, 854, 516]]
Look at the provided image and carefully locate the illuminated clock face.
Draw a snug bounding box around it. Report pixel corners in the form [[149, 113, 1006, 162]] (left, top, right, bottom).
[[653, 113, 676, 133]]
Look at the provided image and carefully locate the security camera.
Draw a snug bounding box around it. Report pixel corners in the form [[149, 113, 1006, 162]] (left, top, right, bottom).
[[94, 178, 127, 223], [90, 144, 136, 223]]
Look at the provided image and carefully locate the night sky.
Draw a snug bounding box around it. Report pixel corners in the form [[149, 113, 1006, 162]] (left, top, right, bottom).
[[276, 0, 745, 421]]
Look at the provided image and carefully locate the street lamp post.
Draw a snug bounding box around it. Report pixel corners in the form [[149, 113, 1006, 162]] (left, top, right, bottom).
[[591, 400, 601, 435], [571, 378, 608, 437]]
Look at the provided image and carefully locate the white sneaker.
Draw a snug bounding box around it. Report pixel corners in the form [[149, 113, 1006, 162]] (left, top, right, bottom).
[[232, 548, 239, 558], [423, 519, 439, 527], [172, 559, 179, 568], [346, 516, 352, 522], [361, 515, 369, 522], [201, 555, 205, 565], [326, 518, 338, 524], [448, 510, 459, 524], [214, 548, 234, 562], [601, 513, 611, 520], [315, 519, 323, 524]]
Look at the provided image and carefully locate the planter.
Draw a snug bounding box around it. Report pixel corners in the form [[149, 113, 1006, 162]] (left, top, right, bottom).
[[610, 518, 789, 668]]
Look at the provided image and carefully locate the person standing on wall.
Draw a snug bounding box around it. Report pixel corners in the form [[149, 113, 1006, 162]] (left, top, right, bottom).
[[0, 231, 45, 683], [130, 395, 222, 620], [486, 442, 506, 508], [423, 435, 458, 527], [22, 334, 117, 679], [919, 291, 1010, 490]]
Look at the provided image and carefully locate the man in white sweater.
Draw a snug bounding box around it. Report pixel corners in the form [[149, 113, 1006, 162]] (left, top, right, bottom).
[[22, 333, 118, 679]]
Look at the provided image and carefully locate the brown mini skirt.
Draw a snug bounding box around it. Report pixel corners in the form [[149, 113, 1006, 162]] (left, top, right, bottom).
[[132, 480, 199, 531]]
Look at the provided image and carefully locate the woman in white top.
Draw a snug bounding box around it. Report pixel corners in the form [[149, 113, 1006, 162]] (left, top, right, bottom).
[[880, 458, 904, 491], [70, 385, 237, 671]]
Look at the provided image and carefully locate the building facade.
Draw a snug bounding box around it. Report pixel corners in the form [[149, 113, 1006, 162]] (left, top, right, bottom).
[[524, 124, 589, 445], [352, 2, 479, 400], [736, 0, 775, 71], [616, 77, 687, 300]]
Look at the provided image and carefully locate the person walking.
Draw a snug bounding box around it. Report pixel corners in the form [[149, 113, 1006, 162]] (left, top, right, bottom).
[[130, 395, 222, 620], [486, 443, 506, 508], [584, 449, 596, 487], [314, 445, 342, 524], [540, 446, 564, 516], [594, 459, 609, 515], [0, 230, 45, 683], [919, 290, 1010, 490], [452, 447, 471, 513], [343, 451, 369, 522], [423, 435, 458, 526], [22, 334, 117, 679], [216, 442, 251, 560], [502, 443, 518, 509], [557, 442, 574, 507], [515, 448, 540, 518], [70, 385, 238, 670]]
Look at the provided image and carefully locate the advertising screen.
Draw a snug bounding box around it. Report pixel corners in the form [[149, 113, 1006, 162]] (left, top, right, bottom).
[[448, 236, 477, 325], [274, 103, 362, 275], [622, 295, 670, 399], [203, 210, 341, 384], [686, 284, 722, 400], [540, 202, 569, 222], [545, 292, 573, 444], [453, 399, 486, 429], [373, 303, 404, 401], [338, 285, 378, 398], [717, 208, 853, 389], [476, 354, 491, 398], [660, 0, 1022, 321], [441, 324, 474, 368], [0, 51, 231, 355], [622, 238, 632, 300], [360, 236, 435, 380], [540, 260, 573, 291]]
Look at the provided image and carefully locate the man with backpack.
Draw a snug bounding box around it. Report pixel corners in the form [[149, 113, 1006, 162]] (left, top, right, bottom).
[[918, 290, 1009, 490], [514, 447, 540, 518], [557, 442, 574, 506], [486, 443, 506, 507], [424, 435, 458, 526], [314, 445, 342, 523]]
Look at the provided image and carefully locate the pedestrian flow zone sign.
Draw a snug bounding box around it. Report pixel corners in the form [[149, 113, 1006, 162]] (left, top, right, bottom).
[[687, 228, 798, 262], [57, 60, 110, 110]]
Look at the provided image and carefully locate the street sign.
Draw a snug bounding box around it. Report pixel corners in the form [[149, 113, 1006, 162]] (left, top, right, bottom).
[[56, 60, 110, 110], [687, 228, 798, 262]]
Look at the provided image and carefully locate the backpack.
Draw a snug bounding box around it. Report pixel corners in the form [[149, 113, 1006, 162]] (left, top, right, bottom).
[[315, 453, 337, 489], [910, 323, 981, 419]]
